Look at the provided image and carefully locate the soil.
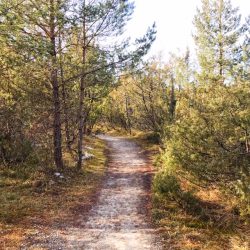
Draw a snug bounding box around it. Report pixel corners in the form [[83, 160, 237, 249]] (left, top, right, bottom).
[[20, 135, 162, 250]]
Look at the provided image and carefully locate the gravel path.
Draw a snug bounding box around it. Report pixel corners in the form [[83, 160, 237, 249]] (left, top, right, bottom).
[[21, 135, 162, 250]]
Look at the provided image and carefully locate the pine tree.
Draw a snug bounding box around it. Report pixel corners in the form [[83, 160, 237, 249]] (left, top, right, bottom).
[[238, 15, 250, 80], [73, 0, 156, 169], [0, 0, 70, 169], [193, 0, 241, 83]]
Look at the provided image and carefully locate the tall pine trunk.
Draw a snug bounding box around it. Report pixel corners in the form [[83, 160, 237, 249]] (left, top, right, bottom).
[[50, 0, 63, 169], [77, 0, 87, 170], [59, 29, 71, 151]]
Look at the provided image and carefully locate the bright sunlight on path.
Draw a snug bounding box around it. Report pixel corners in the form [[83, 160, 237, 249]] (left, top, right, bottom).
[[73, 135, 162, 250], [21, 135, 162, 250]]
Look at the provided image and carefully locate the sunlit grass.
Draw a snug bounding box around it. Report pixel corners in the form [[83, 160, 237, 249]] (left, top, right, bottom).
[[152, 178, 250, 250], [136, 133, 250, 250], [0, 136, 107, 249]]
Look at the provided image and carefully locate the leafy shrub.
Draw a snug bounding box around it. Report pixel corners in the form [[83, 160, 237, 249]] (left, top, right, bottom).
[[179, 191, 206, 217], [160, 83, 250, 215], [153, 171, 181, 200], [0, 136, 33, 164], [153, 171, 206, 217], [145, 132, 161, 144], [0, 104, 33, 165]]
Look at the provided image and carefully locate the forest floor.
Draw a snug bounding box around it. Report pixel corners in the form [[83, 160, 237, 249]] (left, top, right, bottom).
[[0, 136, 107, 249], [132, 133, 250, 250], [1, 135, 162, 249], [144, 154, 249, 248], [2, 133, 248, 249]]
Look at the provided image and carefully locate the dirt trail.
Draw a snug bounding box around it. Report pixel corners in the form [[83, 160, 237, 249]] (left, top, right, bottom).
[[21, 135, 162, 250]]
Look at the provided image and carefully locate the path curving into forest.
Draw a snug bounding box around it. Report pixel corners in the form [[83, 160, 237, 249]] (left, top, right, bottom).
[[74, 135, 162, 249], [21, 135, 162, 250]]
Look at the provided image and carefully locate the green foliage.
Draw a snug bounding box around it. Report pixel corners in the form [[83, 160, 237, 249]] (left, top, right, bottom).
[[152, 0, 250, 216], [160, 82, 250, 214], [194, 0, 242, 81], [153, 172, 181, 199], [103, 59, 181, 134], [144, 132, 161, 144], [105, 6, 250, 215], [153, 172, 205, 217], [0, 0, 156, 168]]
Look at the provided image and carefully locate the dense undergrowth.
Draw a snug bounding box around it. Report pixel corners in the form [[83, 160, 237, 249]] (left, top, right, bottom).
[[135, 133, 250, 250], [153, 171, 250, 249]]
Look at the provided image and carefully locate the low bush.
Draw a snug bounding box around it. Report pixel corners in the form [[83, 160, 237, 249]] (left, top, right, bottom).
[[153, 171, 181, 200]]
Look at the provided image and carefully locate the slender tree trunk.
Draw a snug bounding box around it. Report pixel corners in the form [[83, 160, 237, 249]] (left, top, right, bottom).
[[169, 74, 176, 122], [58, 29, 71, 151], [139, 81, 152, 128], [77, 0, 87, 170], [148, 79, 158, 131], [50, 0, 63, 169], [246, 130, 250, 154], [77, 63, 86, 170], [218, 0, 224, 78], [125, 94, 132, 135]]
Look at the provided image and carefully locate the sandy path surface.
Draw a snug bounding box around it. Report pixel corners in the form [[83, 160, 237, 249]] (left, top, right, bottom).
[[21, 135, 162, 250]]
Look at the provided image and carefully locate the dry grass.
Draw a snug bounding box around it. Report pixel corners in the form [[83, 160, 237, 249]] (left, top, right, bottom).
[[130, 132, 161, 159], [0, 136, 107, 249], [152, 187, 250, 250], [134, 133, 250, 250]]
